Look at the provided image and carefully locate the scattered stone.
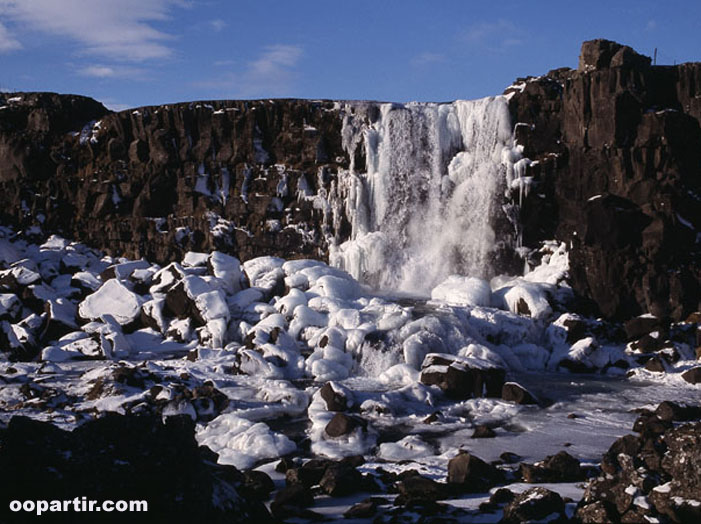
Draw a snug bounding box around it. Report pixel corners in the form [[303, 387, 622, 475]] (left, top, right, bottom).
[[447, 451, 504, 492], [654, 401, 701, 422], [241, 470, 274, 500], [319, 464, 363, 497], [344, 498, 382, 519], [270, 483, 316, 520], [395, 475, 448, 505], [499, 452, 522, 464], [501, 382, 538, 404], [325, 413, 364, 438], [471, 425, 496, 438], [644, 355, 666, 372], [624, 315, 664, 341], [420, 353, 505, 400], [501, 486, 566, 524], [319, 382, 352, 412], [681, 367, 701, 384]]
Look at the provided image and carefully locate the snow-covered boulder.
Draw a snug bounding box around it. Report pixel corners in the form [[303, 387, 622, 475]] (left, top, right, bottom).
[[431, 275, 492, 307], [78, 279, 144, 327]]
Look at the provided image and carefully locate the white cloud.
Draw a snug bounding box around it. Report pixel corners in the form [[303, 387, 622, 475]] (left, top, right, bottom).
[[77, 64, 146, 79], [196, 44, 303, 97], [0, 0, 188, 61], [411, 52, 446, 67], [463, 19, 524, 52], [0, 21, 21, 53], [646, 20, 657, 31], [209, 19, 226, 32]]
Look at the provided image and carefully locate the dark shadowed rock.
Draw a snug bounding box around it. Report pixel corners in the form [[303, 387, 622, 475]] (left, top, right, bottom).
[[395, 475, 449, 505], [344, 498, 381, 519], [472, 425, 496, 438], [0, 414, 272, 523], [682, 367, 701, 384], [270, 483, 316, 520], [420, 353, 505, 400], [501, 382, 538, 405], [319, 382, 351, 412], [319, 464, 363, 497], [447, 452, 504, 493], [325, 413, 364, 438], [655, 401, 701, 422], [520, 451, 585, 483], [501, 487, 566, 523]]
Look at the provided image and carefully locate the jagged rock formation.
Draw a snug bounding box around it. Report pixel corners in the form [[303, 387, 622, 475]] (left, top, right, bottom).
[[0, 39, 699, 321], [0, 94, 348, 264], [509, 39, 701, 320]]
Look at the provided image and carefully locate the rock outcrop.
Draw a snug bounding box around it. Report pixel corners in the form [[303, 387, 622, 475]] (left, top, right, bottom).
[[508, 39, 701, 321], [0, 93, 348, 265]]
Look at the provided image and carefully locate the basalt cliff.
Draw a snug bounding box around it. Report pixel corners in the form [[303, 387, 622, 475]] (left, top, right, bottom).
[[0, 39, 699, 321]]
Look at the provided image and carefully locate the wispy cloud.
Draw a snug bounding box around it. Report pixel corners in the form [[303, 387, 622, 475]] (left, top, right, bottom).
[[77, 64, 147, 79], [0, 0, 188, 61], [646, 20, 657, 31], [209, 18, 226, 32], [0, 20, 21, 52], [462, 19, 524, 52], [411, 52, 446, 67], [196, 44, 304, 98]]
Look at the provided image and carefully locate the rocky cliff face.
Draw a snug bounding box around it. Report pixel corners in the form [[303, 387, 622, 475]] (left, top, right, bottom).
[[0, 39, 699, 321], [508, 39, 701, 321], [0, 94, 350, 264]]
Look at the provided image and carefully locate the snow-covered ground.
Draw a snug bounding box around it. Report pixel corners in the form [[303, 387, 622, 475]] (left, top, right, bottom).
[[1, 226, 699, 521]]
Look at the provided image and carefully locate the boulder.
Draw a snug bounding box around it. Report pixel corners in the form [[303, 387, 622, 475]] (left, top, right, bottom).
[[682, 367, 701, 384], [420, 353, 505, 400], [325, 413, 364, 438], [501, 382, 538, 405], [502, 487, 566, 523], [447, 452, 504, 492]]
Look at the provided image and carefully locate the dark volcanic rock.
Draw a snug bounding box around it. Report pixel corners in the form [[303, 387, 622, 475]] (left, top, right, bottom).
[[682, 366, 701, 384], [0, 94, 348, 266], [501, 382, 538, 405], [577, 412, 701, 523], [319, 382, 351, 411], [447, 451, 504, 493], [324, 413, 364, 437], [395, 475, 448, 505], [420, 353, 505, 400], [0, 414, 272, 523], [501, 487, 566, 524], [319, 464, 363, 497], [520, 451, 585, 483], [1, 39, 700, 323], [471, 424, 496, 438], [508, 40, 701, 321]]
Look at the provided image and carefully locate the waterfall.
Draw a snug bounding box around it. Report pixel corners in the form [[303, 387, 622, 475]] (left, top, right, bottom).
[[329, 96, 521, 295]]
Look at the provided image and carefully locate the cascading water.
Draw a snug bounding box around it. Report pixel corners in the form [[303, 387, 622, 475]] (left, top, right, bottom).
[[329, 96, 523, 295]]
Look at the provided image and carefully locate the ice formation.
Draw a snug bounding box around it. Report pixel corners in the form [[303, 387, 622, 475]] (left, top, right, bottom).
[[329, 96, 524, 294]]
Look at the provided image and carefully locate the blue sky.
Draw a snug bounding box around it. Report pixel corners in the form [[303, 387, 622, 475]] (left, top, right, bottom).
[[1, 0, 699, 110]]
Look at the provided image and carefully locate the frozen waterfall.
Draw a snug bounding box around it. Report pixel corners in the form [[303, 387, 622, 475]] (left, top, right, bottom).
[[329, 96, 522, 294]]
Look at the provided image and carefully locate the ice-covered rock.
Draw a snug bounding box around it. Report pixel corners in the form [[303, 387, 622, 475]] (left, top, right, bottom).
[[78, 279, 144, 327], [431, 275, 492, 307]]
